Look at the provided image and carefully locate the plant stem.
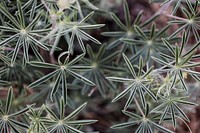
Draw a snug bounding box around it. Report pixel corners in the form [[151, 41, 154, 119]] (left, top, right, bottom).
[[41, 0, 50, 12], [134, 97, 145, 117], [163, 13, 188, 21], [41, 0, 57, 64]]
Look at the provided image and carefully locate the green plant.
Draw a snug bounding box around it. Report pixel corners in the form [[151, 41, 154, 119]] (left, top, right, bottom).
[[0, 0, 199, 133]]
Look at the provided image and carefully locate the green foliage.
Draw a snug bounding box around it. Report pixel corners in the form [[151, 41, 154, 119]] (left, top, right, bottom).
[[76, 44, 122, 97], [0, 1, 51, 65], [28, 52, 95, 103], [0, 0, 199, 133], [168, 1, 200, 40], [111, 104, 174, 133], [41, 99, 96, 133], [107, 54, 156, 109], [0, 87, 34, 132]]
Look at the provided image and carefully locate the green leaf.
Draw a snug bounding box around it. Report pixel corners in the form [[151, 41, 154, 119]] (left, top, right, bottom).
[[150, 23, 156, 39], [29, 61, 59, 69], [172, 102, 189, 122], [23, 40, 29, 65], [178, 71, 188, 92], [134, 25, 147, 39], [111, 121, 138, 129], [124, 89, 137, 110], [68, 53, 85, 66], [0, 26, 19, 32], [107, 38, 121, 49], [122, 110, 141, 119], [112, 83, 135, 103], [184, 71, 200, 80], [149, 120, 174, 133], [170, 73, 177, 90], [170, 104, 176, 128], [78, 24, 105, 29], [162, 38, 175, 55], [29, 29, 52, 34], [183, 41, 200, 58], [175, 45, 179, 65], [110, 12, 127, 31], [0, 3, 20, 28], [176, 100, 197, 106], [141, 84, 157, 101], [60, 97, 65, 119], [96, 44, 106, 60], [151, 56, 170, 66], [66, 120, 97, 125], [101, 65, 125, 72], [82, 0, 99, 10], [79, 11, 94, 23], [140, 14, 159, 28], [9, 119, 29, 129], [141, 66, 154, 79], [86, 45, 95, 60], [183, 62, 200, 68], [181, 52, 195, 67], [186, 0, 195, 14], [122, 53, 136, 78], [8, 123, 21, 133], [147, 123, 154, 133], [0, 34, 19, 46], [135, 123, 143, 133], [133, 10, 143, 26], [27, 35, 49, 50], [145, 103, 150, 117], [70, 65, 94, 71], [65, 102, 87, 121], [26, 11, 42, 30], [78, 29, 101, 44], [17, 0, 25, 28], [138, 56, 143, 76], [45, 106, 59, 121], [61, 72, 68, 104], [159, 105, 169, 124], [67, 69, 95, 86], [169, 25, 187, 39], [99, 51, 119, 64], [65, 124, 84, 133], [106, 77, 133, 82], [93, 70, 106, 96], [139, 88, 146, 108], [159, 52, 174, 60], [154, 25, 170, 39], [5, 87, 13, 114], [101, 31, 125, 37], [0, 80, 10, 86], [50, 71, 62, 101], [120, 38, 143, 44], [123, 0, 131, 27], [28, 69, 60, 88], [190, 73, 200, 82], [11, 104, 35, 117], [31, 45, 45, 62], [11, 38, 21, 65], [180, 31, 188, 56], [76, 32, 86, 52]]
